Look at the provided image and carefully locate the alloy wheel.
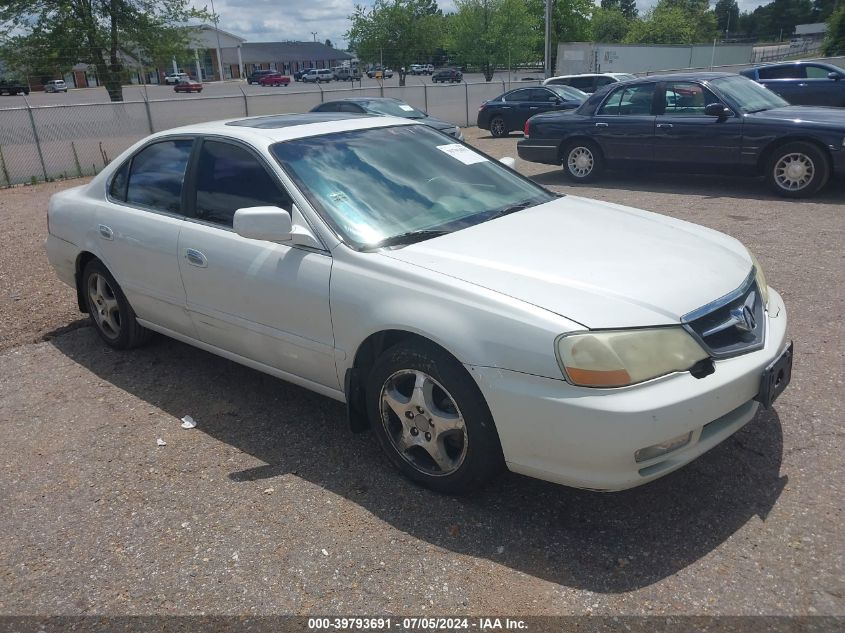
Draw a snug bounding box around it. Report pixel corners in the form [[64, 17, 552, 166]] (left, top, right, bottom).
[[774, 152, 814, 191], [490, 118, 506, 137], [567, 146, 594, 178], [379, 369, 468, 477], [87, 272, 121, 340]]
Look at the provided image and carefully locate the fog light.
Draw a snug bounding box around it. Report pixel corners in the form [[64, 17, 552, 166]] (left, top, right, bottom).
[[635, 432, 693, 463]]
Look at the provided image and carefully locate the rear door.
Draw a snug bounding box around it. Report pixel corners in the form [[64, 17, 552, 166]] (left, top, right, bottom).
[[653, 81, 742, 170], [802, 64, 845, 106], [176, 138, 337, 389], [590, 82, 657, 163]]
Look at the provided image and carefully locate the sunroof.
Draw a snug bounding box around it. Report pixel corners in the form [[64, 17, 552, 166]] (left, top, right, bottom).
[[226, 113, 370, 129]]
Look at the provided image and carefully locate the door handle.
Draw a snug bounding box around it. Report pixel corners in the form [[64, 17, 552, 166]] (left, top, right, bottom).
[[185, 248, 208, 268], [656, 123, 674, 128], [595, 122, 608, 127], [98, 224, 114, 240]]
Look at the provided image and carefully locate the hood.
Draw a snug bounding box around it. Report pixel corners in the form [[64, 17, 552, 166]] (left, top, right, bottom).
[[748, 106, 845, 126], [421, 116, 458, 131], [381, 196, 752, 328]]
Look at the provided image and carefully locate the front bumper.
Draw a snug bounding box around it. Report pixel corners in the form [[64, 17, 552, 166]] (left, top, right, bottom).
[[469, 287, 789, 491]]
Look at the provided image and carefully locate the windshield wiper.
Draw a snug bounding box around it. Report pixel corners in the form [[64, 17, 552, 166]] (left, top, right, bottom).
[[486, 200, 537, 221], [369, 229, 451, 249]]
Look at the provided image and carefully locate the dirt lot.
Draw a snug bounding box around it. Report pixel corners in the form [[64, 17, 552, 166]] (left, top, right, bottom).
[[0, 128, 843, 616]]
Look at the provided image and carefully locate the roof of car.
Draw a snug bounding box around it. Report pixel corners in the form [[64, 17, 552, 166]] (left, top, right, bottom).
[[158, 113, 418, 146], [619, 72, 737, 82]]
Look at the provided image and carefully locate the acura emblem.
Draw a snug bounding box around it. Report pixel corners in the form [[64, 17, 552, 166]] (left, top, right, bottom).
[[730, 297, 756, 332]]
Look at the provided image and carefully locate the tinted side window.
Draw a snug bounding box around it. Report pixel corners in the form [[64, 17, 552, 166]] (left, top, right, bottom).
[[805, 65, 832, 79], [505, 89, 532, 102], [194, 141, 291, 228], [758, 65, 805, 79], [598, 84, 655, 115], [526, 88, 555, 101], [595, 76, 616, 88], [109, 161, 130, 202], [568, 77, 595, 92], [126, 140, 193, 213], [314, 103, 339, 112]]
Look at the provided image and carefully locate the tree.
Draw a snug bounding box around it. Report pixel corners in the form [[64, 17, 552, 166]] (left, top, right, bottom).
[[714, 0, 739, 35], [624, 0, 717, 44], [823, 4, 845, 55], [619, 0, 637, 19], [591, 8, 630, 43], [325, 39, 334, 48], [524, 0, 593, 68], [448, 0, 536, 80], [346, 0, 443, 85]]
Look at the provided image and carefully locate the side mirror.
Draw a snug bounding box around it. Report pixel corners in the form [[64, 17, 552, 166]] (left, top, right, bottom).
[[704, 102, 730, 117], [828, 71, 842, 81], [499, 156, 516, 168], [233, 206, 292, 242]]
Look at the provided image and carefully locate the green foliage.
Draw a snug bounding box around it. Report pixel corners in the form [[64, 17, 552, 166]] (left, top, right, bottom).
[[447, 0, 538, 80], [736, 0, 815, 40], [623, 0, 717, 44], [823, 4, 845, 56], [346, 0, 443, 85], [714, 0, 739, 33], [0, 0, 207, 101], [591, 7, 630, 43]]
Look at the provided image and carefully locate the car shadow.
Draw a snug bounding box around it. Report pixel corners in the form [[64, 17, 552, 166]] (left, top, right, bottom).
[[530, 167, 845, 204], [50, 327, 787, 593]]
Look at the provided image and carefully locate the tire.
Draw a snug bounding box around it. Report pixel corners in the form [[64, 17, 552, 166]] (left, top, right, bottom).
[[82, 259, 151, 350], [366, 341, 505, 494], [561, 139, 604, 183], [766, 141, 830, 198], [489, 116, 507, 138]]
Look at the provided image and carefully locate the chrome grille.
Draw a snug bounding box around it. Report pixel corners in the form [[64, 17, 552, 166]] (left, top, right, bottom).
[[682, 270, 766, 359]]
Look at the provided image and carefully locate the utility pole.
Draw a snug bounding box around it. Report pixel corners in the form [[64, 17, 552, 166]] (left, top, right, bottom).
[[312, 32, 318, 42], [544, 0, 552, 79]]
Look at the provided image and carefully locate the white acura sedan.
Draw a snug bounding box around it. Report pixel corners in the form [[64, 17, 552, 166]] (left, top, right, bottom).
[[44, 113, 793, 494]]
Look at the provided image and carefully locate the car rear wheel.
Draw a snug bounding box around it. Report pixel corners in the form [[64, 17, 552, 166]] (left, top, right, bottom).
[[366, 341, 504, 494], [562, 140, 603, 182], [82, 260, 151, 350], [489, 116, 507, 138], [766, 141, 830, 198]]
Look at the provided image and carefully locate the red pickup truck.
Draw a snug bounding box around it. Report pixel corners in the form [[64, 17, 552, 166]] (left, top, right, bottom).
[[258, 72, 291, 87]]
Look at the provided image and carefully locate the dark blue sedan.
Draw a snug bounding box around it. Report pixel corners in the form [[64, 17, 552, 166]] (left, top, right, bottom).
[[477, 84, 588, 138], [517, 72, 845, 198], [740, 61, 845, 108]]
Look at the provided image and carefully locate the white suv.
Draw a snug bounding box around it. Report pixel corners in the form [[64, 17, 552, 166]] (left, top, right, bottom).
[[543, 72, 636, 93], [164, 72, 189, 85], [302, 69, 335, 83], [45, 79, 68, 93]]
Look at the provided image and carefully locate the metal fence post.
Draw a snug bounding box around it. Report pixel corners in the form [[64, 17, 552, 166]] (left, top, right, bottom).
[[379, 80, 384, 98], [23, 97, 48, 182], [423, 82, 428, 114], [143, 95, 154, 133], [239, 85, 249, 116], [464, 81, 469, 128], [318, 82, 324, 103], [502, 79, 506, 93]]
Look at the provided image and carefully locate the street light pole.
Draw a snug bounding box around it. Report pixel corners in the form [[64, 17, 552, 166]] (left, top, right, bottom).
[[312, 32, 318, 42], [544, 0, 552, 79]]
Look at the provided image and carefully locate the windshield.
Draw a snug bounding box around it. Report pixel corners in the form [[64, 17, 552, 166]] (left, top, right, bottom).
[[271, 125, 554, 249], [548, 85, 588, 101], [711, 75, 789, 112], [364, 100, 426, 119]]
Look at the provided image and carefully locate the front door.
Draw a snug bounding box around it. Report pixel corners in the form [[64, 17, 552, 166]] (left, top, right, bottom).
[[653, 81, 743, 170], [176, 138, 338, 389]]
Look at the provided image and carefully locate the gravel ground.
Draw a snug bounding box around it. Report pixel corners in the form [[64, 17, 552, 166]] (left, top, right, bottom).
[[0, 128, 843, 616]]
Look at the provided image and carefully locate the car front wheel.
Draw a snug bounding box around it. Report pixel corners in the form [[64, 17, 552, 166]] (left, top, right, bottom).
[[366, 341, 504, 494], [562, 140, 603, 182], [767, 141, 830, 198], [82, 260, 151, 349]]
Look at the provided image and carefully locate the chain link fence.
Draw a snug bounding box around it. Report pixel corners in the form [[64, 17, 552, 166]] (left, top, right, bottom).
[[0, 78, 538, 187]]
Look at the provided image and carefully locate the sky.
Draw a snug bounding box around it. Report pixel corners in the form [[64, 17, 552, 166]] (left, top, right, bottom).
[[196, 0, 771, 50]]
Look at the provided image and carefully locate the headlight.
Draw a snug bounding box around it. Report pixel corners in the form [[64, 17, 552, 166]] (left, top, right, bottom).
[[747, 250, 769, 308], [556, 328, 709, 388]]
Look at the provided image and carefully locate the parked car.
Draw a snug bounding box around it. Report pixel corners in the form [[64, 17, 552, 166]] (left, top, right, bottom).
[[258, 72, 291, 87], [302, 69, 335, 83], [477, 85, 588, 138], [45, 79, 68, 93], [164, 72, 189, 85], [543, 72, 637, 94], [0, 79, 30, 95], [410, 64, 425, 75], [44, 112, 792, 494], [740, 61, 845, 107], [424, 64, 435, 74], [174, 79, 203, 93], [293, 70, 306, 82], [334, 66, 362, 81], [432, 68, 463, 83], [518, 72, 845, 198], [311, 97, 464, 139], [366, 66, 394, 79]]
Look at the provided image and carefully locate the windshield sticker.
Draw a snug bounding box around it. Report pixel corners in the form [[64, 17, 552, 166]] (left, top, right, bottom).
[[399, 104, 415, 111], [436, 143, 487, 165]]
